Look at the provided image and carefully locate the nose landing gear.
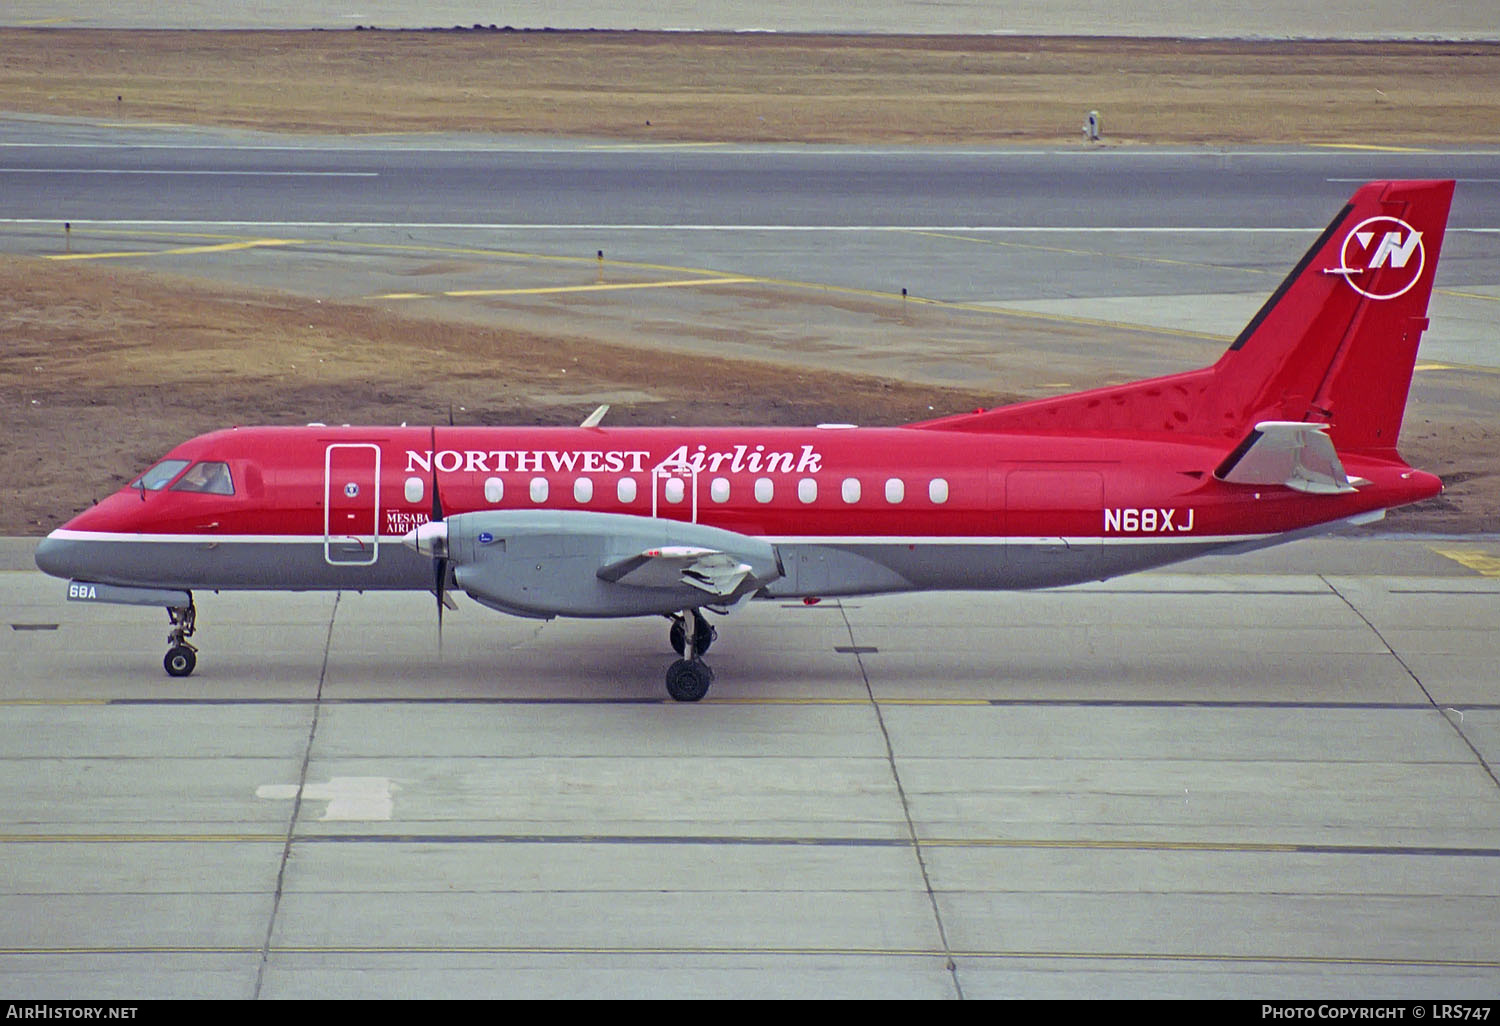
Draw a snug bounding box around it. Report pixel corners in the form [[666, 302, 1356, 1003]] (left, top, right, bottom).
[[163, 597, 198, 678]]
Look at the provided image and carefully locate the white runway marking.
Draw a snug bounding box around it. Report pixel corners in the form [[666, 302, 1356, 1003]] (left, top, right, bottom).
[[257, 776, 398, 821]]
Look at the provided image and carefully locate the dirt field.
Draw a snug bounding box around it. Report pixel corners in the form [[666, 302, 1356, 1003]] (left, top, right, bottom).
[[0, 258, 1009, 533], [2, 29, 1499, 145], [4, 255, 1491, 536], [2, 31, 1495, 535]]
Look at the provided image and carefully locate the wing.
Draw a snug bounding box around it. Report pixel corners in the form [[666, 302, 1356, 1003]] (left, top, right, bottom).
[[431, 510, 782, 619], [597, 546, 757, 598]]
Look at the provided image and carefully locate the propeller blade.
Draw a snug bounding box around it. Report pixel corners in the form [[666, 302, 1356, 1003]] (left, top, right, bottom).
[[401, 519, 451, 653], [430, 424, 446, 654], [435, 562, 445, 655], [430, 425, 444, 522]]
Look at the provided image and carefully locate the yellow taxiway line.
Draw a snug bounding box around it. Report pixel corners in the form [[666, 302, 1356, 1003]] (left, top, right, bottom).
[[1312, 142, 1434, 153], [376, 276, 758, 300], [1430, 547, 1500, 577], [45, 238, 304, 261]]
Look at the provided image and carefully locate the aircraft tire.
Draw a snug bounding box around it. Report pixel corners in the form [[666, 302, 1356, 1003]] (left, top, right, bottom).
[[164, 645, 197, 678], [665, 658, 713, 702], [669, 617, 716, 657]]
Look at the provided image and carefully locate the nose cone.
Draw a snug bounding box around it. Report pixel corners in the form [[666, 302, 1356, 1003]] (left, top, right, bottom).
[[34, 531, 78, 581], [34, 492, 156, 583], [403, 520, 447, 559]]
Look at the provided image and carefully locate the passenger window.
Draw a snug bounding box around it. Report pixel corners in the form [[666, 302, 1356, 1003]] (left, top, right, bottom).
[[618, 478, 638, 503], [574, 478, 594, 503], [754, 478, 774, 503], [798, 479, 817, 504], [171, 461, 234, 495], [929, 478, 949, 504], [841, 478, 861, 503], [130, 459, 190, 492], [885, 478, 905, 504], [711, 478, 730, 503]]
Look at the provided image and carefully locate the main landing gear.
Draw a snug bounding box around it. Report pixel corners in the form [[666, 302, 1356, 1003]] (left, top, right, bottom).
[[665, 608, 715, 702], [163, 595, 198, 678]]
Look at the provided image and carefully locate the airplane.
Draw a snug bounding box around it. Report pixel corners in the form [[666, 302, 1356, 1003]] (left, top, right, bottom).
[[35, 179, 1453, 702]]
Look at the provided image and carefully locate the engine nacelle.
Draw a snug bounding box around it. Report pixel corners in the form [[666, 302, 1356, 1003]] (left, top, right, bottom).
[[443, 510, 781, 618]]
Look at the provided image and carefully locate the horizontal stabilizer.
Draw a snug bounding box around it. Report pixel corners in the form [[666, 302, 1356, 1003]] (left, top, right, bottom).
[[1214, 421, 1361, 494], [598, 545, 756, 597]]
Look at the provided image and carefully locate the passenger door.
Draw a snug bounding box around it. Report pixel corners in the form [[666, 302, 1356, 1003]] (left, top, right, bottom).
[[324, 443, 381, 565]]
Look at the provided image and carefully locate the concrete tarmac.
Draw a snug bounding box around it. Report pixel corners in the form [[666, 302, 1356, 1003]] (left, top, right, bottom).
[[3, 128, 1497, 398], [3, 536, 1498, 998], [3, 123, 1498, 998]]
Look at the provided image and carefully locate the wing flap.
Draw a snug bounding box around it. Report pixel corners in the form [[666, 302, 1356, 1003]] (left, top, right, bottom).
[[598, 545, 756, 598]]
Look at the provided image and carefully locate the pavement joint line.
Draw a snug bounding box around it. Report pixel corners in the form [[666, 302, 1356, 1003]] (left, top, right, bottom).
[[3, 833, 1499, 861], [836, 601, 963, 994], [1320, 573, 1500, 794], [0, 699, 109, 706], [0, 834, 284, 843], [0, 945, 1493, 969], [255, 589, 339, 1000]]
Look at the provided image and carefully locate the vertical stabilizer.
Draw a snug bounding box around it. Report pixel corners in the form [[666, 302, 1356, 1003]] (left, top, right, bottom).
[[915, 180, 1454, 455], [1211, 179, 1453, 453]]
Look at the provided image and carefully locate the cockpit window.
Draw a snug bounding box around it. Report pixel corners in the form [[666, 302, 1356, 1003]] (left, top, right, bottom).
[[171, 461, 235, 496], [130, 459, 190, 492]]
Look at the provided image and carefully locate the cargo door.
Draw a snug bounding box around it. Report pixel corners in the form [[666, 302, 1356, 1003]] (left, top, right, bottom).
[[1005, 468, 1103, 586]]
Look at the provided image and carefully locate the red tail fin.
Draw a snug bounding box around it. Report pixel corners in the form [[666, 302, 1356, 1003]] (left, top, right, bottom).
[[917, 180, 1454, 456]]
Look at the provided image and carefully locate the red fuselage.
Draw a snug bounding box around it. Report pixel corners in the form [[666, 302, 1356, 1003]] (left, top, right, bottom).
[[39, 422, 1439, 597]]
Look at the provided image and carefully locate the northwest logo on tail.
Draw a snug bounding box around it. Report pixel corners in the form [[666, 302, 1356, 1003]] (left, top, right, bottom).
[[1329, 215, 1425, 300]]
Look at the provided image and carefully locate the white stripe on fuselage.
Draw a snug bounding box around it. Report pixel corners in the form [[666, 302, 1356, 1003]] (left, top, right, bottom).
[[43, 529, 1273, 547]]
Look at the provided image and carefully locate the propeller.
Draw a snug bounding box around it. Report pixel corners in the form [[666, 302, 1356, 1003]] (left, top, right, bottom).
[[402, 425, 451, 654], [429, 425, 450, 653]]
